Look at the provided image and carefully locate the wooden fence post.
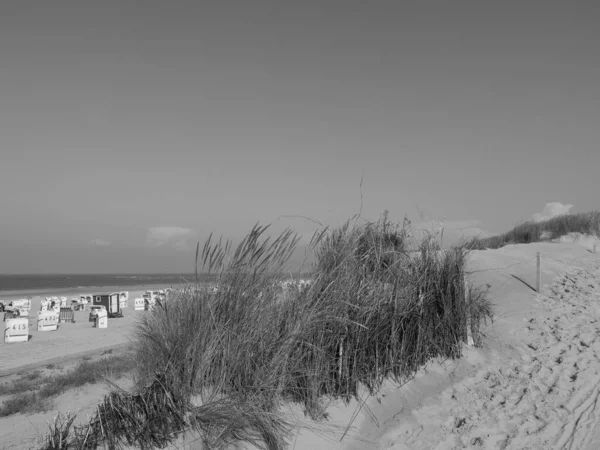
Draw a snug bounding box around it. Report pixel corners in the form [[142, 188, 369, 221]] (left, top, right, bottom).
[[464, 275, 474, 346], [536, 252, 542, 294]]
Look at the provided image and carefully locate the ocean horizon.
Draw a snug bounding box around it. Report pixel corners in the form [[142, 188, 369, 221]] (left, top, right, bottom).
[[0, 273, 210, 292]]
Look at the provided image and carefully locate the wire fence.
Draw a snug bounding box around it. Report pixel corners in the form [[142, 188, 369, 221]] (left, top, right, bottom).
[[466, 249, 599, 295]]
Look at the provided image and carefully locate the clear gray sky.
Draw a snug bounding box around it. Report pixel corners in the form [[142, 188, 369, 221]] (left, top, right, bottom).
[[1, 0, 598, 273]]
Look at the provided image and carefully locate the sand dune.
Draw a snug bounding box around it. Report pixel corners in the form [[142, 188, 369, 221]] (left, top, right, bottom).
[[288, 235, 600, 450], [1, 236, 600, 449]]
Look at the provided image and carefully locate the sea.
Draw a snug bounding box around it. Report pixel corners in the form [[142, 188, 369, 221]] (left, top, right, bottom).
[[0, 274, 216, 299]]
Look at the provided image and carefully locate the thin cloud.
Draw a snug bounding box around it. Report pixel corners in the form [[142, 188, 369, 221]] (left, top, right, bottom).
[[532, 202, 573, 222], [89, 238, 111, 247], [145, 226, 195, 250]]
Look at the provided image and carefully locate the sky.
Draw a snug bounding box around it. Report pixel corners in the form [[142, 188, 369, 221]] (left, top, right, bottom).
[[0, 0, 598, 274]]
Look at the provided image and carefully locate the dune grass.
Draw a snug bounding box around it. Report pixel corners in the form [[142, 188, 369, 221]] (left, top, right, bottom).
[[466, 211, 600, 250], [0, 370, 43, 397], [38, 213, 492, 450], [0, 354, 134, 417]]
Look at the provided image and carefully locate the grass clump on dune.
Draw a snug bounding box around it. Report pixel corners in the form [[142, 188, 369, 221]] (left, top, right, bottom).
[[466, 211, 600, 250], [39, 213, 492, 450]]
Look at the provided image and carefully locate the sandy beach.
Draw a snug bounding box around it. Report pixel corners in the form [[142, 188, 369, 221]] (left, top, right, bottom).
[[1, 235, 600, 449], [1, 0, 597, 447], [0, 287, 163, 376]]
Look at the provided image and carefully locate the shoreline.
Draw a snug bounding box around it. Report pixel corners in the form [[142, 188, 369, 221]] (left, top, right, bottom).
[[0, 282, 197, 301]]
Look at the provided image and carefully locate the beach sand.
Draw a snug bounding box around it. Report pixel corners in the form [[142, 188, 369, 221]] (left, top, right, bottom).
[[2, 234, 600, 449], [0, 289, 148, 376], [0, 287, 152, 449]]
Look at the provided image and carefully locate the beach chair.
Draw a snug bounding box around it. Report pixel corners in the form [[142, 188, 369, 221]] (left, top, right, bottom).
[[70, 299, 84, 311], [108, 310, 124, 318], [59, 307, 76, 323], [89, 306, 106, 322]]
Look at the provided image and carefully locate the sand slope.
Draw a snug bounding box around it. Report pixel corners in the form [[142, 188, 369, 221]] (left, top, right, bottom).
[[289, 236, 600, 450], [0, 374, 133, 450]]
